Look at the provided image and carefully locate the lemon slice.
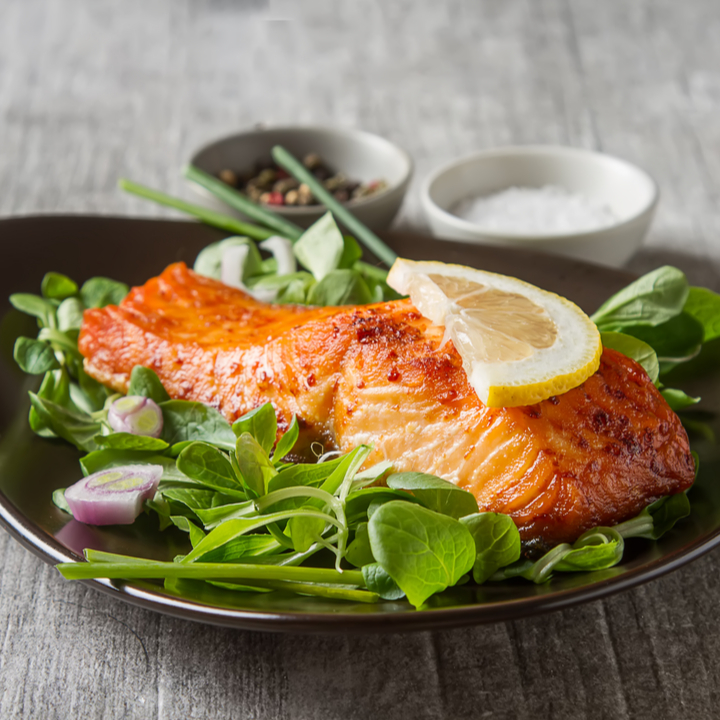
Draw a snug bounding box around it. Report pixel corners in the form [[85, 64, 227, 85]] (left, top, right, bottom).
[[387, 258, 602, 407]]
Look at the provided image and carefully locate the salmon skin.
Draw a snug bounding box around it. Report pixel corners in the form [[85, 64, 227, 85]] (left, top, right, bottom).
[[79, 263, 695, 550]]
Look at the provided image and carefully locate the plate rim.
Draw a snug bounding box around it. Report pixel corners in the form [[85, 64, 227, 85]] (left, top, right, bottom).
[[3, 486, 719, 634], [0, 213, 716, 634]]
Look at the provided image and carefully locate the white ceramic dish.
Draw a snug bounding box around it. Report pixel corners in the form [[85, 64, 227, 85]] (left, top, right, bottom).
[[421, 146, 659, 267], [188, 126, 413, 230]]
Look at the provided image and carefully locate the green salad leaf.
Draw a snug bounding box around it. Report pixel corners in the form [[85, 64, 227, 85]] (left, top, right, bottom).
[[231, 403, 277, 456], [553, 527, 624, 572], [9, 293, 57, 327], [306, 269, 374, 306], [287, 511, 326, 553], [683, 286, 720, 342], [460, 512, 522, 583], [176, 442, 243, 495], [620, 312, 704, 364], [13, 337, 60, 375], [52, 488, 71, 514], [592, 266, 689, 330], [386, 472, 479, 519], [601, 332, 660, 384], [368, 501, 476, 608], [95, 433, 169, 451], [235, 433, 277, 496], [273, 415, 299, 462], [80, 277, 129, 308], [345, 522, 375, 568], [160, 400, 236, 451], [28, 393, 101, 452], [41, 272, 78, 301], [660, 388, 700, 412], [293, 212, 345, 281], [128, 366, 171, 403], [361, 562, 405, 600], [339, 236, 363, 269], [57, 298, 85, 331]]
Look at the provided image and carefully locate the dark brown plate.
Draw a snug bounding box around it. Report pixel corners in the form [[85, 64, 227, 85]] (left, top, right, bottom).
[[0, 215, 718, 634]]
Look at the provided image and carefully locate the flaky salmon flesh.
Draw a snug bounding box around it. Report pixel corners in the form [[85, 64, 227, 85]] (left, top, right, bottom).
[[79, 263, 695, 549]]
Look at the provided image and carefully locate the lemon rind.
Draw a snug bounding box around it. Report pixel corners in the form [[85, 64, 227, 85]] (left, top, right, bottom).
[[388, 258, 603, 408], [484, 337, 603, 407]]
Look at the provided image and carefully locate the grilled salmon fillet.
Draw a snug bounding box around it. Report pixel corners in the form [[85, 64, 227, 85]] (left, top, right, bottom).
[[79, 263, 695, 549]]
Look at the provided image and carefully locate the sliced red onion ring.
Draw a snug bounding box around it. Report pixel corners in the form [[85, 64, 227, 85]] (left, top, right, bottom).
[[260, 236, 296, 276], [108, 395, 163, 437], [65, 464, 163, 525]]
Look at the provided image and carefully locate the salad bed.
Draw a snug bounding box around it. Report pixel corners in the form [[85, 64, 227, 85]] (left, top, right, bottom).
[[7, 147, 720, 610]]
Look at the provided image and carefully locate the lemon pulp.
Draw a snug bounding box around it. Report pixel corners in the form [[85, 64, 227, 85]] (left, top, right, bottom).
[[387, 259, 602, 407]]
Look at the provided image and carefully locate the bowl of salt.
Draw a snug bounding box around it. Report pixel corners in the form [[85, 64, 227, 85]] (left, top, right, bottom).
[[421, 146, 658, 267]]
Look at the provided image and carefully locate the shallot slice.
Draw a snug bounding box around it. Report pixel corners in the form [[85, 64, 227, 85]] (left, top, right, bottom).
[[221, 244, 277, 302], [221, 244, 250, 290], [108, 395, 163, 437], [65, 464, 163, 525], [221, 238, 296, 302], [260, 236, 296, 276]]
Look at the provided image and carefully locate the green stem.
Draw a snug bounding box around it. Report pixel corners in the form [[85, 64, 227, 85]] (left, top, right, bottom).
[[524, 543, 572, 584], [267, 522, 296, 550], [251, 579, 378, 603], [355, 260, 390, 282], [255, 486, 344, 520], [271, 146, 398, 267], [57, 560, 366, 585], [182, 508, 344, 564], [614, 515, 655, 539], [84, 550, 155, 564], [184, 165, 303, 241], [248, 540, 335, 566], [119, 179, 275, 241]]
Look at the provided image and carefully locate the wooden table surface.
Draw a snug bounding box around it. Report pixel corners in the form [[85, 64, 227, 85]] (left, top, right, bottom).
[[1, 1, 719, 718]]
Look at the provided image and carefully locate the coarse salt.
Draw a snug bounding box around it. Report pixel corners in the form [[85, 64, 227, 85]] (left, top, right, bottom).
[[452, 185, 617, 235]]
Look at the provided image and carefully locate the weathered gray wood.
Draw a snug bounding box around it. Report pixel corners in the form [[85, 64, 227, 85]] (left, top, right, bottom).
[[1, 0, 719, 717]]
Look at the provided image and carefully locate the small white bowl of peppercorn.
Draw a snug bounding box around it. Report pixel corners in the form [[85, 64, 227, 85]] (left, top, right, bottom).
[[188, 126, 413, 231]]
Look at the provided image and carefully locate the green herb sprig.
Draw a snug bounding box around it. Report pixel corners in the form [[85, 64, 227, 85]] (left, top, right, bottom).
[[119, 174, 400, 306], [271, 145, 398, 267], [119, 179, 275, 241], [183, 165, 304, 242]]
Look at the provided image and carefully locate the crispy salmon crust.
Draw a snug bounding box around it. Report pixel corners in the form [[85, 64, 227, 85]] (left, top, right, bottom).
[[79, 263, 695, 548]]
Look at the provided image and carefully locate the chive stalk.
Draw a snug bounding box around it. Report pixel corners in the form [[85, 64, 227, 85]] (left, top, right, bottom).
[[57, 560, 366, 585], [119, 179, 275, 241], [183, 165, 304, 241], [271, 145, 398, 267], [223, 579, 379, 603], [84, 549, 157, 564], [84, 551, 377, 602]]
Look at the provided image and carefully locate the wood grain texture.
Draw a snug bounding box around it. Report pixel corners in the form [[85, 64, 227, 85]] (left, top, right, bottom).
[[1, 0, 719, 718]]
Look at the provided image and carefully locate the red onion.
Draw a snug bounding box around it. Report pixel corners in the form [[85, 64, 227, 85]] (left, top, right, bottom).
[[65, 465, 163, 525], [108, 395, 163, 437]]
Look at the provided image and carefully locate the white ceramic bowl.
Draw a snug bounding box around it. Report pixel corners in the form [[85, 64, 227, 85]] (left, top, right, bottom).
[[421, 146, 659, 267], [188, 126, 413, 231]]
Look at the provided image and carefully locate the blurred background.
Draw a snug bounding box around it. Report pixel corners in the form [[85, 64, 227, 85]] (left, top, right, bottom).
[[1, 0, 718, 286]]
